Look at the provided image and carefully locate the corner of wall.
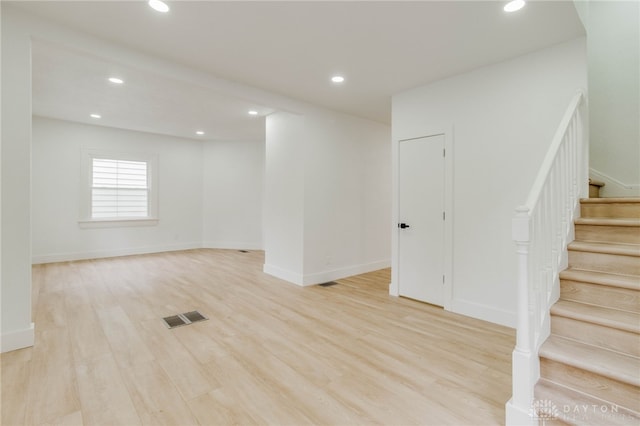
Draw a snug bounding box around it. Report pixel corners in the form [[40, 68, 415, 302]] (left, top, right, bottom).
[[590, 168, 640, 197], [388, 280, 399, 296], [263, 263, 305, 286], [202, 241, 263, 251], [451, 299, 516, 328], [302, 260, 391, 286], [1, 322, 34, 353]]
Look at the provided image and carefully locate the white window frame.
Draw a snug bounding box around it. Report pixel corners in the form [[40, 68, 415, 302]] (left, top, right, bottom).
[[79, 149, 158, 228]]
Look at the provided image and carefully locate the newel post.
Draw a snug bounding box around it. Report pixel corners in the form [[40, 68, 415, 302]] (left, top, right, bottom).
[[506, 206, 537, 425], [512, 206, 532, 356]]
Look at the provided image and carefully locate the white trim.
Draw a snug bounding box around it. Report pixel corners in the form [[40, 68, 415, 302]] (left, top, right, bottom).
[[443, 127, 454, 310], [388, 280, 399, 296], [264, 260, 391, 287], [31, 242, 201, 264], [78, 218, 159, 229], [389, 124, 400, 297], [263, 263, 304, 286], [302, 260, 391, 286], [590, 167, 640, 189], [202, 241, 263, 250], [505, 398, 536, 426], [590, 167, 640, 197], [1, 323, 35, 353], [451, 298, 516, 328]]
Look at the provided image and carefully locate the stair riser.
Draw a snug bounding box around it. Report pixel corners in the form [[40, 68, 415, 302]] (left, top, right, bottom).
[[540, 358, 640, 413], [560, 280, 640, 313], [569, 250, 640, 276], [575, 225, 640, 245], [581, 203, 640, 219], [535, 379, 640, 425], [551, 316, 640, 357]]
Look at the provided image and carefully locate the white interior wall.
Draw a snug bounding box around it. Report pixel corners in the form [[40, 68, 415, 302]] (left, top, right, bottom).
[[1, 6, 34, 352], [264, 109, 391, 286], [580, 1, 640, 196], [263, 112, 306, 283], [303, 111, 391, 282], [3, 5, 394, 353], [202, 140, 264, 249], [31, 117, 204, 263], [392, 38, 587, 327]]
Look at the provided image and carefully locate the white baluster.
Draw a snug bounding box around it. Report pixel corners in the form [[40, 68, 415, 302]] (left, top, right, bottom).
[[507, 92, 585, 425]]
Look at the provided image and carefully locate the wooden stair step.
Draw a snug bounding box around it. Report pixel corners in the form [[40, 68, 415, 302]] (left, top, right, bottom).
[[551, 300, 639, 334], [589, 179, 606, 199], [560, 278, 639, 314], [569, 242, 640, 275], [551, 300, 640, 356], [569, 241, 640, 257], [575, 218, 640, 244], [538, 198, 640, 420], [581, 197, 640, 204], [540, 359, 640, 413], [580, 198, 640, 219], [576, 218, 640, 227], [539, 335, 640, 387], [560, 269, 640, 291], [551, 315, 640, 357], [535, 378, 640, 425]]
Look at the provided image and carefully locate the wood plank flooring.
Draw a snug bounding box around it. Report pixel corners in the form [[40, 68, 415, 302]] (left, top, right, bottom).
[[1, 249, 515, 425]]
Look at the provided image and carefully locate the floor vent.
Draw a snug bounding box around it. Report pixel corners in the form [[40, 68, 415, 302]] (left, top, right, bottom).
[[163, 315, 188, 329], [163, 311, 208, 329], [183, 310, 207, 323], [319, 281, 339, 287]]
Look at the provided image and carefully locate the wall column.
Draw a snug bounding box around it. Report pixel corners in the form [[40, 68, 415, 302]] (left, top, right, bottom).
[[1, 6, 34, 352], [263, 112, 306, 284]]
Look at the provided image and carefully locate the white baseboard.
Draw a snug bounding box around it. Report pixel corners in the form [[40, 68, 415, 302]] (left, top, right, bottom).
[[590, 168, 640, 197], [264, 259, 391, 287], [451, 298, 516, 328], [1, 322, 34, 353], [506, 398, 537, 426], [263, 263, 305, 286], [389, 280, 399, 296], [302, 259, 391, 286], [32, 242, 202, 264], [202, 241, 263, 250]]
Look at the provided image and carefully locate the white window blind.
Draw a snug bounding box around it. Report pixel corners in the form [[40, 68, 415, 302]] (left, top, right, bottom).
[[91, 158, 149, 218]]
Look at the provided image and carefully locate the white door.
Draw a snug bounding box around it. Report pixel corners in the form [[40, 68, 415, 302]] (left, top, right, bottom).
[[398, 134, 445, 306]]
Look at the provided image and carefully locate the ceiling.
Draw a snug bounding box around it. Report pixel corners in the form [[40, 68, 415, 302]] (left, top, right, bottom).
[[31, 41, 274, 141], [14, 1, 585, 141]]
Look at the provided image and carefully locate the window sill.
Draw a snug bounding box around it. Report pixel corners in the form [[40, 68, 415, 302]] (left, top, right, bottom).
[[78, 218, 159, 229]]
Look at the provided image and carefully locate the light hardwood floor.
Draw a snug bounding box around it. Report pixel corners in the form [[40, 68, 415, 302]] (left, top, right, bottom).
[[2, 249, 515, 425]]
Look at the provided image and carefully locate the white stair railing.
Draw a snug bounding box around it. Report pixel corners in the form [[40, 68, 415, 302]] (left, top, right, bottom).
[[506, 91, 588, 425]]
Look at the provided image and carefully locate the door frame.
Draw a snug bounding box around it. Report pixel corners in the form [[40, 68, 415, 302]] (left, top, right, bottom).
[[390, 127, 454, 311]]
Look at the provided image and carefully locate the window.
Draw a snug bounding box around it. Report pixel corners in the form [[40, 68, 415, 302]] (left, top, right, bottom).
[[91, 158, 148, 218], [80, 150, 158, 227]]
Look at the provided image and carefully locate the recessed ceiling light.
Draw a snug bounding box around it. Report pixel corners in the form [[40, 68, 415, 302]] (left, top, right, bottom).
[[504, 0, 525, 12], [148, 0, 170, 13], [90, 113, 101, 119], [248, 110, 258, 116], [196, 131, 205, 135], [108, 77, 124, 84], [331, 75, 345, 83]]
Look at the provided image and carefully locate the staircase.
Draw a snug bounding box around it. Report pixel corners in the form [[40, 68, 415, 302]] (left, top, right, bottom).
[[535, 198, 640, 424]]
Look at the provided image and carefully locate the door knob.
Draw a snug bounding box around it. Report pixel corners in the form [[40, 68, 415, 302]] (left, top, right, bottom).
[[398, 223, 410, 229]]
